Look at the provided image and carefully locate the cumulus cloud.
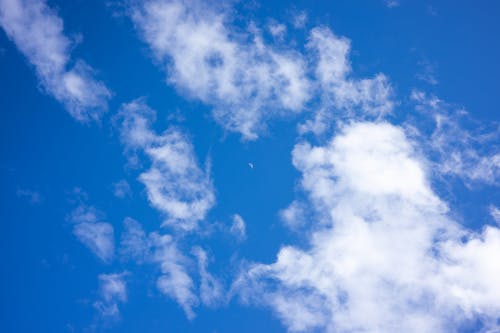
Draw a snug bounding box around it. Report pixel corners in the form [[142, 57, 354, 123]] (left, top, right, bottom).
[[68, 204, 114, 263], [131, 0, 311, 140], [94, 273, 127, 319], [235, 122, 500, 333], [0, 0, 110, 121], [116, 100, 215, 231]]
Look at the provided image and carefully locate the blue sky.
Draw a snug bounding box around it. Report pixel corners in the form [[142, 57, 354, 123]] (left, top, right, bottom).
[[1, 0, 499, 332]]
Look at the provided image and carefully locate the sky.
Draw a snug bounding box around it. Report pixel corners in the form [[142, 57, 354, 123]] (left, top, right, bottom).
[[0, 0, 499, 332]]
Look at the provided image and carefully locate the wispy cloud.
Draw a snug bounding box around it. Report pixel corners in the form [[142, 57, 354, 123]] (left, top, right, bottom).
[[112, 179, 132, 199], [490, 205, 500, 226], [116, 100, 215, 231], [120, 218, 199, 318], [235, 122, 500, 332], [68, 204, 115, 263], [94, 272, 127, 319], [299, 27, 394, 135], [384, 0, 400, 8], [0, 0, 111, 121], [410, 90, 500, 186], [16, 188, 42, 204], [230, 214, 246, 241], [192, 247, 223, 307]]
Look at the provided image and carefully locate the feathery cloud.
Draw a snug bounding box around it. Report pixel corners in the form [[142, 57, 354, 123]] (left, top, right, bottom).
[[0, 0, 111, 121], [94, 273, 127, 319], [68, 204, 115, 263]]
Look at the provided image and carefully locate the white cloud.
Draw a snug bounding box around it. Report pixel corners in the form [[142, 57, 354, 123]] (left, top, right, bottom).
[[0, 0, 110, 121], [299, 27, 394, 136], [130, 2, 398, 139], [410, 90, 500, 186], [490, 206, 500, 225], [131, 0, 311, 140], [68, 204, 115, 263], [117, 100, 215, 231], [119, 218, 199, 318], [152, 232, 199, 319], [279, 200, 307, 230], [94, 273, 127, 319], [112, 180, 132, 199], [291, 11, 307, 29], [416, 59, 438, 85], [268, 22, 286, 40], [119, 217, 150, 263], [192, 247, 223, 307], [230, 214, 246, 241], [235, 121, 500, 333]]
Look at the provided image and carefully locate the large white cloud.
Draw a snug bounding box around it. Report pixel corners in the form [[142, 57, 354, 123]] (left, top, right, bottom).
[[117, 100, 215, 231], [0, 0, 110, 121], [235, 121, 500, 333]]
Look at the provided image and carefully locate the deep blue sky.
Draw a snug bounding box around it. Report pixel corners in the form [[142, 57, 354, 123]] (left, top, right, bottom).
[[1, 1, 499, 332]]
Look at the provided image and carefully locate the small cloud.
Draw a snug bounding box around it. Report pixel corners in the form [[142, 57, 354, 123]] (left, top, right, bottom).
[[248, 162, 254, 169], [427, 5, 438, 16], [416, 59, 438, 85], [279, 200, 306, 230], [490, 206, 500, 225], [16, 188, 42, 204], [67, 204, 115, 263], [291, 10, 307, 29], [384, 0, 400, 8], [94, 272, 128, 319], [112, 180, 132, 198], [230, 214, 246, 241], [268, 22, 286, 40]]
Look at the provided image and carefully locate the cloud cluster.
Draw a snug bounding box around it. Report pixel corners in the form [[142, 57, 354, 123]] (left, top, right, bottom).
[[235, 122, 500, 332], [68, 204, 115, 263], [117, 100, 215, 231], [0, 0, 110, 121]]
